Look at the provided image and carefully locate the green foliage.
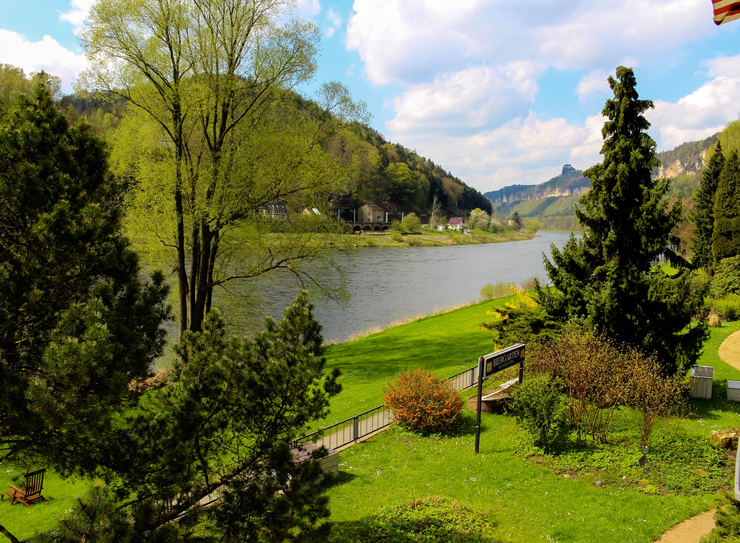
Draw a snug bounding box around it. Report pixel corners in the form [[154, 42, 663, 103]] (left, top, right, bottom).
[[384, 369, 463, 435], [391, 232, 403, 242], [692, 142, 725, 269], [37, 293, 341, 542], [481, 305, 562, 346], [542, 431, 731, 497], [711, 256, 740, 297], [525, 219, 543, 232], [479, 283, 510, 301], [532, 327, 687, 447], [401, 212, 421, 232], [539, 67, 707, 374], [0, 82, 169, 474], [700, 494, 740, 543], [512, 375, 568, 453], [706, 294, 740, 321], [468, 208, 491, 230], [713, 150, 740, 262], [332, 497, 499, 543], [510, 211, 522, 229]]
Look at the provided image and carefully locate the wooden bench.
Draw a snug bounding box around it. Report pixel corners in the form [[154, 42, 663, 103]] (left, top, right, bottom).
[[2, 469, 46, 507]]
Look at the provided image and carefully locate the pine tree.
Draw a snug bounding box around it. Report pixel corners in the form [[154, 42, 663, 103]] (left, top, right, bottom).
[[712, 150, 740, 262], [539, 67, 706, 373], [690, 143, 724, 270], [0, 82, 169, 473]]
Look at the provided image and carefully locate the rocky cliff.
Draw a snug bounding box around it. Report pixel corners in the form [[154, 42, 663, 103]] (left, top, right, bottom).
[[484, 164, 590, 204]]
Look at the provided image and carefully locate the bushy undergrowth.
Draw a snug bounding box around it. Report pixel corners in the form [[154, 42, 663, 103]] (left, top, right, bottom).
[[701, 494, 740, 543], [530, 327, 687, 447], [511, 375, 568, 453], [384, 369, 463, 435], [706, 293, 740, 321], [479, 282, 510, 300], [523, 430, 732, 496], [711, 256, 740, 298], [331, 497, 500, 543]]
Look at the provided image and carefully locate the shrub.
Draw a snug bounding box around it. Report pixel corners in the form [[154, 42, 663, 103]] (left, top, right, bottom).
[[710, 255, 740, 298], [531, 327, 686, 446], [334, 497, 498, 543], [479, 282, 509, 300], [391, 232, 403, 243], [384, 369, 463, 434], [401, 212, 421, 232], [700, 493, 740, 543], [391, 220, 402, 231], [512, 375, 568, 453], [525, 219, 543, 232], [707, 293, 740, 321]]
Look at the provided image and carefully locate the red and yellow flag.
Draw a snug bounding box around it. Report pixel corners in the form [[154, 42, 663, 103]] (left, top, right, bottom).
[[713, 0, 740, 25]]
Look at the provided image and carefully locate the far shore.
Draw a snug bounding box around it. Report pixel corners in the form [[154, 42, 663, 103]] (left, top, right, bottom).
[[344, 228, 536, 249]]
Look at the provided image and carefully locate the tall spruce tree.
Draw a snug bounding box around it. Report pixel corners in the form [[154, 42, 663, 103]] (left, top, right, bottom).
[[712, 149, 740, 262], [691, 142, 725, 270], [539, 67, 707, 373]]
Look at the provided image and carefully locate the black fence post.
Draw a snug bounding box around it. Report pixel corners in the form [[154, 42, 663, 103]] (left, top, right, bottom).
[[353, 416, 359, 442], [475, 356, 484, 454]]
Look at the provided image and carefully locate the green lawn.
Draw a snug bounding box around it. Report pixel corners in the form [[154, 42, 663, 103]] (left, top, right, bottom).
[[322, 295, 516, 425], [0, 465, 91, 540], [321, 317, 740, 543], [326, 416, 721, 543]]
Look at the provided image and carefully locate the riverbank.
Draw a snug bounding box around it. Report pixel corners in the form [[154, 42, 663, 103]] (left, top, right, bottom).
[[345, 228, 535, 249]]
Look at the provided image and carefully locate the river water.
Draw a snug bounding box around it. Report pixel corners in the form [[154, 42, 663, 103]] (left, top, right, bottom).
[[242, 231, 572, 343]]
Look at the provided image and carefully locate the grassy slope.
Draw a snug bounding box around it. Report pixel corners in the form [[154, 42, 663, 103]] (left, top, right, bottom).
[[322, 295, 517, 425], [321, 306, 740, 542]]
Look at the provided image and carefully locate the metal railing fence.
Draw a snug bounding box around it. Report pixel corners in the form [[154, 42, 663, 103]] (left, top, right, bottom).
[[291, 362, 480, 450]]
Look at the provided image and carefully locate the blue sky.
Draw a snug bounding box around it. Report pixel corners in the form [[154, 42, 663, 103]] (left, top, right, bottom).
[[2, 0, 740, 192]]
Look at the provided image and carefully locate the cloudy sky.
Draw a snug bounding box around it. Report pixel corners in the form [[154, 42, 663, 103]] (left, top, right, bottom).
[[2, 0, 740, 192]]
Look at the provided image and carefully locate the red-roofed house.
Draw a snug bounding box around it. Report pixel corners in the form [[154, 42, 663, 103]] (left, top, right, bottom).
[[448, 217, 464, 231]]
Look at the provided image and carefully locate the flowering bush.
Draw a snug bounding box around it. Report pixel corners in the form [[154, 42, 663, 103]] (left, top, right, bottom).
[[384, 369, 463, 434]]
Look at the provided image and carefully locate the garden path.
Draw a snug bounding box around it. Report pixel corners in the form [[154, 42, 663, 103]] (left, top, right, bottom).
[[719, 330, 740, 371], [655, 509, 716, 543]]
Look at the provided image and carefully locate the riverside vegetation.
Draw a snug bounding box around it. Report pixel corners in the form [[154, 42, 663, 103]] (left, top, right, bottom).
[[4, 17, 740, 543]]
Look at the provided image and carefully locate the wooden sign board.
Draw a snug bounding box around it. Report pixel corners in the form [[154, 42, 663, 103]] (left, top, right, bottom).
[[474, 342, 525, 454], [481, 343, 525, 379]]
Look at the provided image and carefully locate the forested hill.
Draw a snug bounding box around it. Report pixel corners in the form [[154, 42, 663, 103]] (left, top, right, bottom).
[[55, 89, 491, 220], [324, 120, 492, 218], [653, 134, 718, 180]]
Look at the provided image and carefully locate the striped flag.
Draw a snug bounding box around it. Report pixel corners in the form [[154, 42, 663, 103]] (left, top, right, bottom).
[[713, 0, 740, 25]]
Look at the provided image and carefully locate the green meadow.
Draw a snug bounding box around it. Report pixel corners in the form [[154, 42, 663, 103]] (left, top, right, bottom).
[[3, 296, 740, 542]]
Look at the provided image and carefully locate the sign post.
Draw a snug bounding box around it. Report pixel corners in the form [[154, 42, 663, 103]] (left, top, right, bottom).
[[474, 343, 525, 454]]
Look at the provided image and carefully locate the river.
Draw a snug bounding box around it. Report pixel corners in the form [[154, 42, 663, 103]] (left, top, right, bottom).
[[241, 231, 572, 343]]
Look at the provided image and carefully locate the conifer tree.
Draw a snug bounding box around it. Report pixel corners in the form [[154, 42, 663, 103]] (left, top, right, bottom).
[[539, 67, 706, 373], [712, 149, 740, 262], [691, 142, 724, 270]]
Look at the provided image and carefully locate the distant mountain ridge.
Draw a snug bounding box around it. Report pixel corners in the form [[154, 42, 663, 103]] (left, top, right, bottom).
[[483, 164, 590, 204]]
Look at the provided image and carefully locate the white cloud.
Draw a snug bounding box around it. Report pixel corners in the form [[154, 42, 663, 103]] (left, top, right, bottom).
[[347, 0, 712, 87], [345, 63, 356, 77], [576, 70, 610, 102], [387, 62, 545, 135], [294, 0, 321, 19], [648, 75, 740, 150], [0, 30, 87, 93], [59, 0, 96, 33], [324, 8, 341, 38], [388, 111, 604, 190]]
